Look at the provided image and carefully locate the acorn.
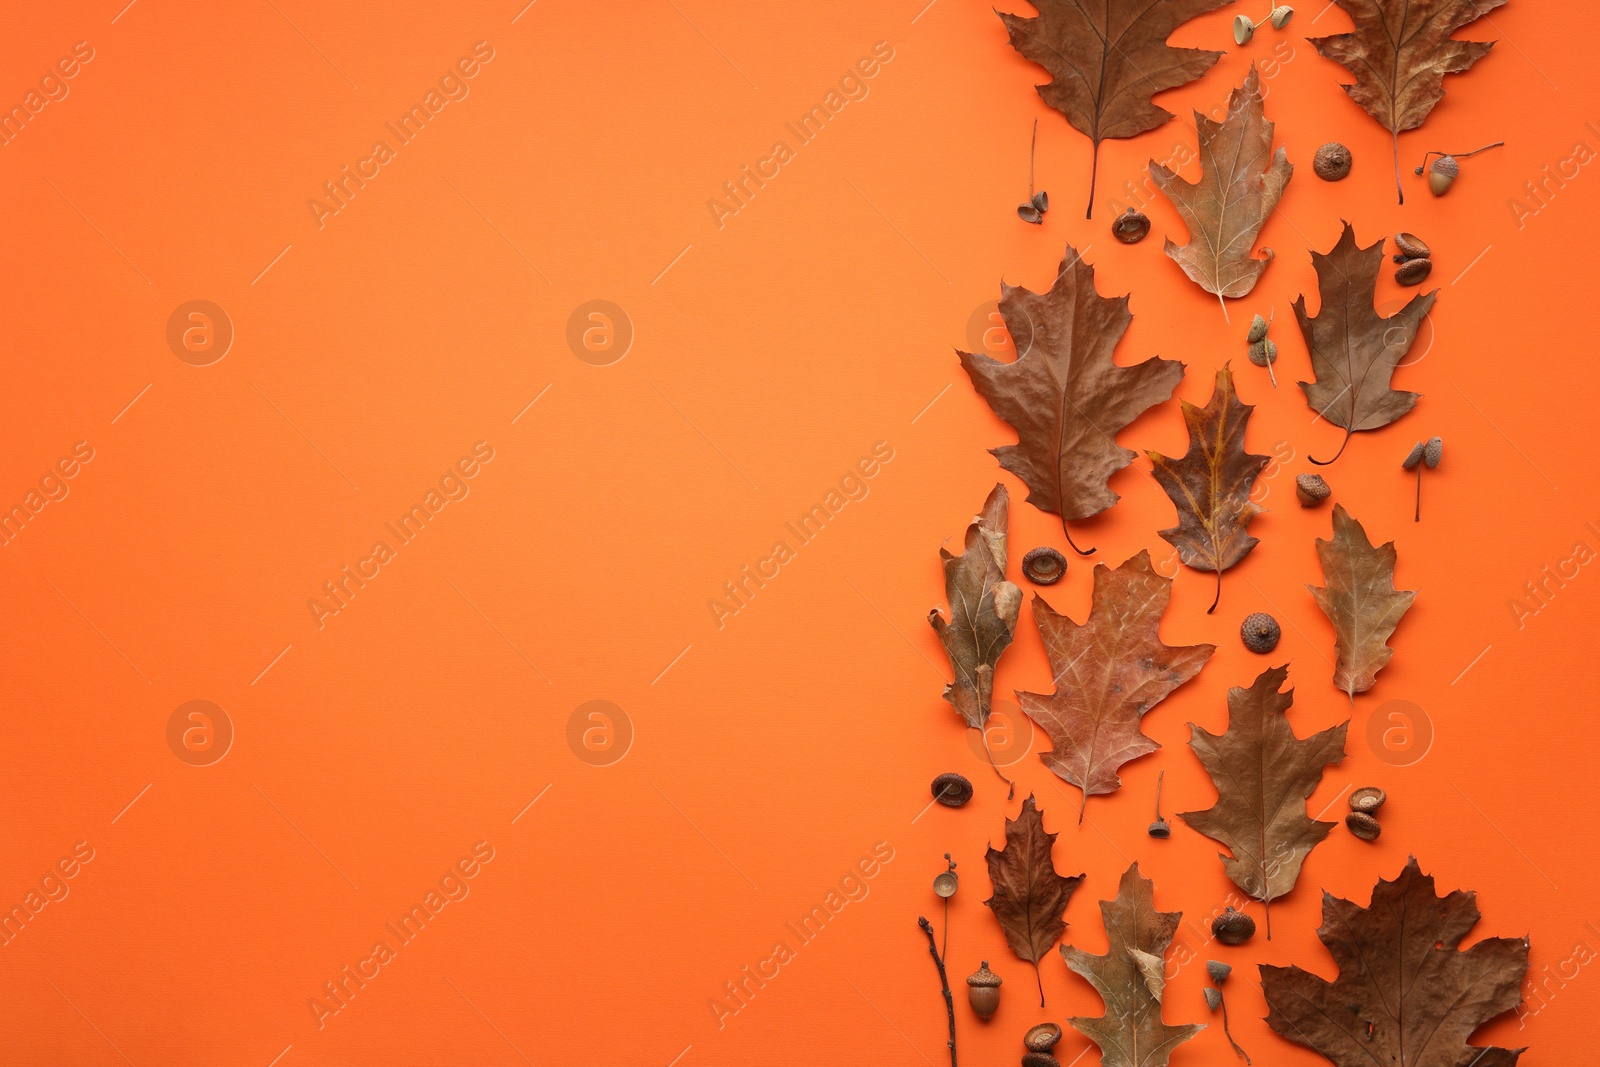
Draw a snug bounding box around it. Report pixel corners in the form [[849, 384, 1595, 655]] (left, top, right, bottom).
[[1240, 612, 1280, 654], [1394, 257, 1433, 286], [1393, 232, 1430, 261], [1022, 1055, 1061, 1067], [1349, 786, 1386, 814], [1313, 142, 1352, 181], [1022, 547, 1068, 585], [967, 961, 1002, 1021], [1246, 313, 1270, 344], [1024, 1023, 1063, 1052], [1112, 207, 1151, 244], [1346, 811, 1382, 841], [1207, 960, 1232, 984], [932, 772, 973, 808], [1427, 154, 1459, 195], [1295, 473, 1331, 507], [1212, 907, 1256, 946]]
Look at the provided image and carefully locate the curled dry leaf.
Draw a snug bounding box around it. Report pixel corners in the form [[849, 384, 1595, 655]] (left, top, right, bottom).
[[1020, 551, 1215, 818], [929, 484, 1023, 794], [999, 0, 1229, 217], [1151, 65, 1293, 311], [1178, 665, 1348, 937], [1309, 0, 1505, 203], [1147, 365, 1269, 614], [1260, 858, 1529, 1067], [959, 245, 1184, 555], [1062, 863, 1204, 1067], [984, 795, 1086, 1005], [1297, 223, 1434, 465], [1307, 505, 1416, 702]]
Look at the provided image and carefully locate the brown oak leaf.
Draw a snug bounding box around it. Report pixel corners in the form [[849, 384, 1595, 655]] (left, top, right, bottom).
[[1063, 863, 1204, 1067], [1307, 505, 1416, 702], [1178, 665, 1347, 937], [1296, 222, 1434, 464], [1260, 858, 1529, 1067], [1309, 0, 1505, 202], [959, 245, 1184, 554], [1151, 65, 1292, 310], [999, 0, 1231, 217], [929, 484, 1024, 794], [1020, 550, 1214, 818], [1147, 364, 1268, 614], [984, 794, 1085, 1004]]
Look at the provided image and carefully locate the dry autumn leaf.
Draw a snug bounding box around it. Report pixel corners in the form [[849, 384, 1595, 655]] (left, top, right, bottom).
[[1147, 365, 1269, 614], [1296, 222, 1434, 464], [930, 484, 1024, 794], [1309, 0, 1505, 202], [959, 245, 1184, 555], [999, 0, 1231, 217], [1020, 550, 1215, 818], [985, 794, 1086, 1004], [1260, 858, 1529, 1067], [1063, 863, 1204, 1067], [1178, 665, 1347, 936], [1308, 505, 1416, 702], [1151, 65, 1292, 311]]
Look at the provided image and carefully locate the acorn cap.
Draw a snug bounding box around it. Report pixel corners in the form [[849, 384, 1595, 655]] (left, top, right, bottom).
[[1403, 441, 1426, 470], [1233, 14, 1255, 43], [1212, 907, 1257, 945], [1024, 1022, 1063, 1052], [932, 772, 974, 807], [1112, 208, 1151, 244], [1270, 5, 1294, 28], [1431, 155, 1460, 177], [933, 871, 959, 898], [1313, 142, 1352, 181], [1247, 338, 1277, 367], [1424, 436, 1443, 469], [1204, 987, 1224, 1012], [1247, 313, 1270, 344], [967, 961, 1002, 987], [1207, 960, 1232, 984], [1022, 1054, 1062, 1067], [1395, 257, 1433, 286], [1394, 232, 1431, 260], [1346, 811, 1382, 841], [1349, 786, 1387, 813], [1241, 612, 1281, 654], [1147, 818, 1171, 839], [1022, 546, 1068, 585]]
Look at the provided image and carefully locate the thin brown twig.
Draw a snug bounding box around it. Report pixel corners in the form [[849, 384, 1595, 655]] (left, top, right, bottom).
[[918, 917, 957, 1067]]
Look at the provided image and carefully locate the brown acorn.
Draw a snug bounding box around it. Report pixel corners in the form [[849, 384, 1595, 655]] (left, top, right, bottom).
[[1313, 142, 1352, 181], [1024, 1023, 1063, 1052], [1427, 154, 1459, 195], [967, 961, 1002, 1021], [1112, 208, 1151, 244], [1212, 907, 1256, 946], [1295, 473, 1331, 507], [1349, 786, 1386, 813], [1240, 612, 1280, 654], [1346, 811, 1382, 841]]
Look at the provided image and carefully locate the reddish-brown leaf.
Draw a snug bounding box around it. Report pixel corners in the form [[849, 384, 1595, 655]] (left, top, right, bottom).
[[1260, 858, 1529, 1067], [959, 245, 1184, 553], [1147, 364, 1269, 613], [984, 794, 1085, 1004], [1019, 550, 1214, 816], [1307, 505, 1416, 702]]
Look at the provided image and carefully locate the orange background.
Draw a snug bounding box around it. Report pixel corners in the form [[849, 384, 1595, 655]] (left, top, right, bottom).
[[1, 1, 1596, 1064]]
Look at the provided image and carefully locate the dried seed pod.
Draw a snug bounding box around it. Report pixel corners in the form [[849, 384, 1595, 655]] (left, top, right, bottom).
[[1247, 338, 1277, 368], [932, 772, 974, 807], [1349, 786, 1387, 813], [1346, 811, 1382, 841], [1295, 473, 1331, 507], [967, 961, 1002, 1021], [1402, 441, 1426, 470], [1270, 5, 1295, 27], [1017, 203, 1043, 224], [1022, 547, 1067, 585], [1428, 154, 1459, 196], [1313, 142, 1352, 181], [1207, 960, 1233, 984], [1246, 313, 1270, 344], [1024, 1022, 1063, 1052], [1240, 612, 1280, 654], [1212, 907, 1256, 946], [1394, 257, 1433, 286], [1022, 1054, 1061, 1067], [1112, 207, 1151, 244], [1393, 232, 1430, 260], [1233, 14, 1256, 43], [1424, 436, 1443, 469], [1204, 987, 1224, 1012]]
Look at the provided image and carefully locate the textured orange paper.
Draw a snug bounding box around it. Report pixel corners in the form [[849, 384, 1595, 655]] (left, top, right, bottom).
[[0, 2, 1595, 1065]]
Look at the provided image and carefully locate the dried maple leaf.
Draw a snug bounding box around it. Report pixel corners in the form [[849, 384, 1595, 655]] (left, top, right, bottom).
[[1309, 0, 1505, 202], [930, 484, 1024, 794], [1296, 222, 1434, 464], [999, 0, 1231, 217], [1147, 365, 1268, 614], [1307, 505, 1416, 702], [1063, 863, 1204, 1067], [1178, 665, 1347, 936], [1019, 550, 1214, 818], [959, 245, 1184, 554], [1260, 858, 1529, 1067], [1150, 65, 1292, 312], [985, 794, 1086, 1004]]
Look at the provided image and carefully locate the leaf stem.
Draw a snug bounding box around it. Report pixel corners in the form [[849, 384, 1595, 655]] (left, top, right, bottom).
[[1028, 118, 1037, 200], [918, 917, 958, 1067], [1061, 517, 1096, 556], [1086, 140, 1100, 219], [1309, 425, 1352, 465], [1208, 568, 1221, 614], [1034, 960, 1046, 1006], [1392, 128, 1403, 205], [1414, 464, 1422, 522], [982, 727, 1017, 801]]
